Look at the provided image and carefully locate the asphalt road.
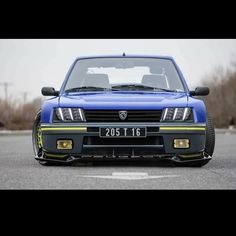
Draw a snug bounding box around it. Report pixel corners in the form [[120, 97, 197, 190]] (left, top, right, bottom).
[[0, 133, 236, 189]]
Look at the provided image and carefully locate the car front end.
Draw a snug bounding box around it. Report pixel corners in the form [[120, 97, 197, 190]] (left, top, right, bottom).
[[33, 55, 214, 166], [35, 93, 210, 165]]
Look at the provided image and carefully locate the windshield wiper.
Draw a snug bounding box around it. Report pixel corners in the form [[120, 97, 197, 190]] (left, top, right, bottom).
[[65, 86, 111, 93], [65, 85, 178, 93], [111, 84, 177, 92]]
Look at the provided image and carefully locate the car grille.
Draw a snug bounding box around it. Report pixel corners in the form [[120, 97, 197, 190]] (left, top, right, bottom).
[[84, 110, 163, 122]]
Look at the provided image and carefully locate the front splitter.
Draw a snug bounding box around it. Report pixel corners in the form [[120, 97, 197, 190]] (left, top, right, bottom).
[[35, 154, 212, 165]]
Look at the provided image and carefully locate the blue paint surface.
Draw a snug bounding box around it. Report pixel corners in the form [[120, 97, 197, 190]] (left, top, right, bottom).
[[41, 55, 207, 123]]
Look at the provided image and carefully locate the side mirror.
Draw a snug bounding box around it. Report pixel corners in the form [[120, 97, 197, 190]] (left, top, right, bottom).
[[41, 87, 59, 96], [189, 87, 209, 96]]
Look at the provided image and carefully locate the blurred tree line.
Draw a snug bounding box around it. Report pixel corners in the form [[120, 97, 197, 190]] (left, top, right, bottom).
[[0, 97, 42, 130], [201, 64, 236, 128]]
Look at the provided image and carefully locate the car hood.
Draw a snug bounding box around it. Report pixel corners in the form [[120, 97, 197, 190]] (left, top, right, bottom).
[[58, 91, 188, 110]]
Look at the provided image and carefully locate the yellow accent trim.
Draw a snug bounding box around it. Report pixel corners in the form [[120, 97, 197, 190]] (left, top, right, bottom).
[[45, 153, 67, 158], [179, 153, 202, 158], [37, 126, 43, 148], [160, 127, 205, 131], [41, 127, 87, 131]]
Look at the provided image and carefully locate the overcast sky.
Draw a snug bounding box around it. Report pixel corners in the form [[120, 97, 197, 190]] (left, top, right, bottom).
[[0, 39, 236, 102]]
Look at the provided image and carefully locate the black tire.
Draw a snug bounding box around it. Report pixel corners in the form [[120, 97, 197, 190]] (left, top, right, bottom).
[[205, 115, 215, 157], [32, 110, 54, 166], [176, 115, 215, 167], [185, 115, 215, 167]]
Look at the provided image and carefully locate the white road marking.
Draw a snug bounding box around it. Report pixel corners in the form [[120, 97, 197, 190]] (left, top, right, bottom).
[[79, 172, 180, 180]]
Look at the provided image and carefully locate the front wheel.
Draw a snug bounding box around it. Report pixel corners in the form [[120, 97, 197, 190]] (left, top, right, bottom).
[[32, 111, 54, 166], [186, 115, 215, 167]]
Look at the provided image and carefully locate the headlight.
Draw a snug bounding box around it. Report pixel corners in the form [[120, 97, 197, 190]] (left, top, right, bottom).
[[54, 108, 85, 122], [161, 108, 192, 121]]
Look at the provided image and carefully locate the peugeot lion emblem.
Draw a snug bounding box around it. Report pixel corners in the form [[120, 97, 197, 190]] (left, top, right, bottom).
[[119, 111, 128, 120]]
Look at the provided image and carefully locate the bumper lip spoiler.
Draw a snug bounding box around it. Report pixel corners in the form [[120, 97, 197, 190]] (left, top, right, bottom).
[[35, 155, 212, 164], [170, 155, 212, 163]]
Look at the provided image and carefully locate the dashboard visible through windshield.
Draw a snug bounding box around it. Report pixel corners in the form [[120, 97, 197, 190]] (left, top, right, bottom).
[[64, 57, 185, 93]]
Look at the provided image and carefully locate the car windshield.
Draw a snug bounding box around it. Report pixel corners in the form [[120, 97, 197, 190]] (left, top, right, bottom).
[[64, 57, 185, 93]]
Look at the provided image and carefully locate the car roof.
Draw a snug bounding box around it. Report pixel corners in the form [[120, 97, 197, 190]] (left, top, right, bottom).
[[74, 54, 174, 61]]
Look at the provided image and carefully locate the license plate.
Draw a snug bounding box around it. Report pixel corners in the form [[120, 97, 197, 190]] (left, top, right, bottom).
[[99, 127, 146, 138]]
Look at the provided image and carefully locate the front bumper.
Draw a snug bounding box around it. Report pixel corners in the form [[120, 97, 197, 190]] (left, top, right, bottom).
[[38, 122, 207, 162]]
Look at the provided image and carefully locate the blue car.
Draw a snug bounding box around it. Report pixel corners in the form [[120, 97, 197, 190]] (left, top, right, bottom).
[[32, 55, 215, 167]]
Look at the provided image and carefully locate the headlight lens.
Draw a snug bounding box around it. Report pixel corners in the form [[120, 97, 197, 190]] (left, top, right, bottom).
[[54, 108, 85, 122], [161, 108, 192, 121]]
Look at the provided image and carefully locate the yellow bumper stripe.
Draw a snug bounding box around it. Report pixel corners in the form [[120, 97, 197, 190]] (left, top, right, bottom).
[[160, 127, 205, 131], [179, 153, 203, 158], [41, 127, 87, 131], [41, 126, 204, 132], [45, 153, 67, 158]]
